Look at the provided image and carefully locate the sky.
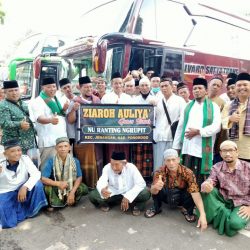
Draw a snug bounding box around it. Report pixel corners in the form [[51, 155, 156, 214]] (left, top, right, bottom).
[[0, 0, 249, 61]]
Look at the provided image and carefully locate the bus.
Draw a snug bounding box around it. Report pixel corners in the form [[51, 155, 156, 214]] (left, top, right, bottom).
[[58, 0, 250, 90], [8, 33, 72, 100]]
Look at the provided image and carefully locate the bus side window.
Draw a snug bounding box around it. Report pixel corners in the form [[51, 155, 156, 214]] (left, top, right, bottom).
[[16, 62, 33, 98]]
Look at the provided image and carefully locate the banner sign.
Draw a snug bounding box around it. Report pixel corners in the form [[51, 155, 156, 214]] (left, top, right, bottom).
[[77, 104, 154, 143]]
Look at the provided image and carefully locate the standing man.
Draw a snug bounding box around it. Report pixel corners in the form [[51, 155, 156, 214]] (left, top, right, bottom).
[[173, 78, 221, 186], [101, 72, 132, 165], [177, 82, 191, 103], [200, 140, 250, 236], [150, 73, 162, 98], [101, 72, 132, 104], [67, 76, 102, 188], [89, 151, 151, 216], [59, 78, 76, 148], [153, 77, 186, 170], [133, 78, 157, 180], [0, 139, 47, 228], [208, 76, 227, 163], [222, 72, 250, 162], [0, 80, 36, 154], [29, 77, 67, 170], [225, 78, 237, 103]]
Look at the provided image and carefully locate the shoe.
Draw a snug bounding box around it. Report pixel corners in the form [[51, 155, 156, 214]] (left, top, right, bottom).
[[181, 210, 196, 223], [144, 207, 162, 218], [100, 205, 110, 212], [132, 206, 141, 216]]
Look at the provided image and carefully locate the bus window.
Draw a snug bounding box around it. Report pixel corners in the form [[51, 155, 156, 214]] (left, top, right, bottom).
[[129, 47, 163, 75], [161, 50, 183, 80], [15, 61, 33, 98], [40, 65, 58, 83], [105, 46, 124, 82]]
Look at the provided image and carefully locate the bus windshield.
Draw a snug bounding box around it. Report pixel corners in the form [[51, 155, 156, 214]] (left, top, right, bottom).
[[74, 0, 134, 38]]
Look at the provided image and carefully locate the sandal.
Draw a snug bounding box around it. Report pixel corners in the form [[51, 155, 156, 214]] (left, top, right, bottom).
[[181, 210, 196, 223], [100, 205, 110, 212], [132, 206, 141, 216], [144, 207, 162, 218]]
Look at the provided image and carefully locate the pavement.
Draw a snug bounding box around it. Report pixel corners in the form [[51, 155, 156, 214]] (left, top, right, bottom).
[[0, 197, 249, 250]]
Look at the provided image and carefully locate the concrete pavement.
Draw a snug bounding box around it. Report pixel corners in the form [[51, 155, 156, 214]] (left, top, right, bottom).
[[0, 197, 249, 250]]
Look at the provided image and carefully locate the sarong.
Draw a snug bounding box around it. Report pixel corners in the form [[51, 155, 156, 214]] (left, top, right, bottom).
[[200, 188, 249, 236], [74, 144, 98, 188], [182, 154, 207, 188], [132, 144, 153, 178], [0, 181, 47, 229], [44, 183, 88, 207]]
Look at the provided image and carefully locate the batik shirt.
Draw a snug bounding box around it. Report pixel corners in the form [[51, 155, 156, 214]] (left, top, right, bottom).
[[153, 164, 199, 193], [207, 160, 250, 206], [0, 99, 36, 153]]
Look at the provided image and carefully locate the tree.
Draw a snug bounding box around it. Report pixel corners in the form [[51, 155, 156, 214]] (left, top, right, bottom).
[[0, 0, 5, 24]]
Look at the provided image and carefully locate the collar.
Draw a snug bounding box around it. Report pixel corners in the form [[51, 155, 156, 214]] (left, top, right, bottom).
[[221, 159, 242, 173]]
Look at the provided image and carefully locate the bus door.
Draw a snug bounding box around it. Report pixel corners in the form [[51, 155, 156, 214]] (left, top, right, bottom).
[[161, 49, 184, 81], [15, 61, 33, 100]]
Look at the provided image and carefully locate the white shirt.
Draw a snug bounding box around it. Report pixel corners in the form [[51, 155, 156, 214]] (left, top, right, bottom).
[[173, 100, 221, 158], [101, 92, 132, 104], [220, 93, 230, 103], [134, 93, 158, 105], [0, 155, 41, 193], [154, 94, 186, 142], [96, 163, 146, 203], [29, 96, 67, 148]]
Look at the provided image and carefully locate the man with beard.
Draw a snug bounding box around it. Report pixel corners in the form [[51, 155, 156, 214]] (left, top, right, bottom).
[[59, 78, 76, 150], [200, 140, 250, 236], [29, 77, 67, 170], [133, 78, 158, 180], [89, 151, 150, 216], [222, 72, 250, 162], [101, 72, 132, 166], [173, 78, 221, 187], [67, 76, 102, 188]]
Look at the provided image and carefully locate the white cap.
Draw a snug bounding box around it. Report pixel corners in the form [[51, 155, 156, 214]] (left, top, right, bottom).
[[163, 149, 178, 159], [220, 140, 237, 150]]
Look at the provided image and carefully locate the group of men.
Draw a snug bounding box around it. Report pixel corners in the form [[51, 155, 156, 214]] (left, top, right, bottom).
[[0, 69, 249, 237]]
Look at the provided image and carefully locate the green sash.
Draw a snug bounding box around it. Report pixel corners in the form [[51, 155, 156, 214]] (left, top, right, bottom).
[[180, 97, 214, 174], [39, 91, 65, 116]]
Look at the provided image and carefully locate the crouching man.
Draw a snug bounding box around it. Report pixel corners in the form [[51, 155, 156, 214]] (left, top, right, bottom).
[[145, 149, 207, 231], [200, 140, 250, 236], [41, 137, 88, 210], [0, 139, 47, 229], [89, 151, 151, 216]]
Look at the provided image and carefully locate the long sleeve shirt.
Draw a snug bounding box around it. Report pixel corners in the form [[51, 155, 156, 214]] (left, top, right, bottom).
[[96, 162, 146, 203], [221, 100, 250, 160], [154, 94, 186, 142], [206, 160, 250, 206], [0, 155, 41, 193], [173, 100, 221, 158]]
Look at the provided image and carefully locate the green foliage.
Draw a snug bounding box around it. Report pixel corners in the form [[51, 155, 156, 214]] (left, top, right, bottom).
[[0, 1, 5, 24]]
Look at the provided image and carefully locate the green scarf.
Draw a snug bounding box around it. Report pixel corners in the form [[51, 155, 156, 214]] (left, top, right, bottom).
[[180, 97, 214, 174], [39, 91, 65, 116]]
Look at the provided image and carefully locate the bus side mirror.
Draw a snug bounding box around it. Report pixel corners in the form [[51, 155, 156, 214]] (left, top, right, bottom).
[[93, 39, 107, 73]]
